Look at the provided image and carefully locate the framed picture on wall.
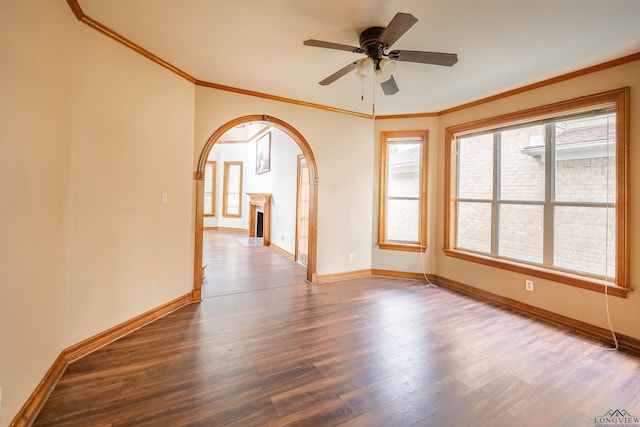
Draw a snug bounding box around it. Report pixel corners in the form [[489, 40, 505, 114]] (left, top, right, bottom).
[[256, 132, 271, 174]]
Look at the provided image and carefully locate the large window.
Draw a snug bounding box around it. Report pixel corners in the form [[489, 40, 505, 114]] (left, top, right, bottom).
[[204, 161, 216, 216], [378, 130, 428, 251], [223, 161, 243, 218], [445, 88, 629, 296]]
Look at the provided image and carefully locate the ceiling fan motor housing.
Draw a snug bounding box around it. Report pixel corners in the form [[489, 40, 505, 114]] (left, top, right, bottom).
[[359, 27, 386, 66]]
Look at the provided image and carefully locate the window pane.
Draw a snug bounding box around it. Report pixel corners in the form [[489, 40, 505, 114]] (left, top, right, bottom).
[[204, 163, 214, 215], [456, 201, 491, 253], [500, 125, 545, 201], [204, 194, 213, 214], [225, 194, 239, 215], [458, 134, 493, 199], [205, 163, 213, 191], [228, 165, 240, 191], [388, 142, 421, 197], [224, 163, 242, 216], [498, 204, 543, 263], [386, 199, 419, 243], [554, 113, 616, 203], [554, 206, 616, 278]]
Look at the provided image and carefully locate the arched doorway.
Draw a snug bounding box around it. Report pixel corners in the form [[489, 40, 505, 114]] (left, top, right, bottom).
[[192, 115, 318, 300]]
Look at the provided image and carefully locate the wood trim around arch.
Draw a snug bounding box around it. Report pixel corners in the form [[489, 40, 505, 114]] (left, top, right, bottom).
[[193, 115, 319, 299]]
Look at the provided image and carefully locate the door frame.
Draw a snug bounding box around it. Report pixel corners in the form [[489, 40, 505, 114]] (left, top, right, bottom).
[[295, 154, 309, 266]]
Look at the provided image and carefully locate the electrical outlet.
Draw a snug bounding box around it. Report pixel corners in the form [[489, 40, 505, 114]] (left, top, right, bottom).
[[150, 280, 158, 293], [348, 253, 354, 262], [525, 280, 534, 292]]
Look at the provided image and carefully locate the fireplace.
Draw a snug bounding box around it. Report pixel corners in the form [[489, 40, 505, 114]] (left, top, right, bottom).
[[256, 210, 264, 238], [246, 193, 271, 246]]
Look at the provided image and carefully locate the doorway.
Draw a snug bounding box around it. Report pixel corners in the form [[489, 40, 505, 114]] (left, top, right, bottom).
[[193, 115, 318, 300]]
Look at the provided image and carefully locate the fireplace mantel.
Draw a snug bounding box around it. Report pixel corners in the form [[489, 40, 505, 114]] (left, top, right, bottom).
[[247, 193, 272, 246]]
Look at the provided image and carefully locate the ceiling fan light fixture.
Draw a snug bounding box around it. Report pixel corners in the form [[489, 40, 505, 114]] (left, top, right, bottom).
[[375, 58, 396, 83], [375, 68, 390, 83], [379, 58, 397, 76], [356, 57, 374, 76]]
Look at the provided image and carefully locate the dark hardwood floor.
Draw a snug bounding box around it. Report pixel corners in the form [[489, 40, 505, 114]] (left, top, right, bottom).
[[34, 230, 640, 426]]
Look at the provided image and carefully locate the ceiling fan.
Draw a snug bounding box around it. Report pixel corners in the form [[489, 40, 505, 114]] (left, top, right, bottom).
[[303, 12, 458, 95]]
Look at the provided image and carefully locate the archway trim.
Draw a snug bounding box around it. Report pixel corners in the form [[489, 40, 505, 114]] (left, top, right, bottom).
[[192, 115, 319, 300]]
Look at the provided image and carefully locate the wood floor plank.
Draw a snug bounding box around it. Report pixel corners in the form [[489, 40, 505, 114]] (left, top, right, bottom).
[[33, 230, 640, 426], [338, 386, 446, 427], [269, 372, 354, 417], [340, 368, 441, 418], [269, 397, 354, 427]]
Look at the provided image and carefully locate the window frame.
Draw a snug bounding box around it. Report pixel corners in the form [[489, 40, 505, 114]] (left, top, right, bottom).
[[378, 130, 429, 252], [204, 160, 217, 217], [222, 161, 243, 218], [444, 88, 630, 297]]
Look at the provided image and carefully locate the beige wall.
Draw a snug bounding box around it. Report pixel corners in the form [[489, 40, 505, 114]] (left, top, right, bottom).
[[0, 1, 74, 423], [63, 20, 196, 346], [194, 88, 375, 276], [372, 117, 440, 274], [435, 61, 640, 340], [0, 2, 195, 424]]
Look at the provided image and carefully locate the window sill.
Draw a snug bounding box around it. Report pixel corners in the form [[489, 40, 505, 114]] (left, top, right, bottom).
[[379, 242, 427, 252], [443, 248, 631, 298]]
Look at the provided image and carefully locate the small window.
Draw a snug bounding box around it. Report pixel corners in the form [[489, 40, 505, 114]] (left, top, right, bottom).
[[445, 88, 629, 295], [204, 161, 216, 216], [223, 161, 243, 218], [378, 130, 428, 251]]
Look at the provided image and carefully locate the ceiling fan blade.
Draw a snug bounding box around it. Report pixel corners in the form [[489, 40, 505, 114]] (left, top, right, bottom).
[[380, 75, 399, 96], [319, 61, 358, 85], [378, 13, 418, 47], [389, 50, 458, 66], [304, 39, 361, 53]]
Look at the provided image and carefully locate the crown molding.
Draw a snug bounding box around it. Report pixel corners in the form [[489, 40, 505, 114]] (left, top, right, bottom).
[[66, 1, 372, 119], [67, 1, 640, 121]]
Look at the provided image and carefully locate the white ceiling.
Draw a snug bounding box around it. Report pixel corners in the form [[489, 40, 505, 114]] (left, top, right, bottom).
[[79, 0, 640, 116]]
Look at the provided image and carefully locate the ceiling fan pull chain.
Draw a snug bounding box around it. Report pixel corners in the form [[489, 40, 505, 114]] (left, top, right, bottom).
[[372, 73, 377, 112]]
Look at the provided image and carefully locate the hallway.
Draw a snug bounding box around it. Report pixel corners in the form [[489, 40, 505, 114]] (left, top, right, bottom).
[[201, 229, 307, 298]]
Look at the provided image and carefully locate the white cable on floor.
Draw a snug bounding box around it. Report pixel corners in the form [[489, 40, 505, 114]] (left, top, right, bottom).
[[603, 281, 619, 351], [417, 162, 436, 288], [420, 243, 437, 288]]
